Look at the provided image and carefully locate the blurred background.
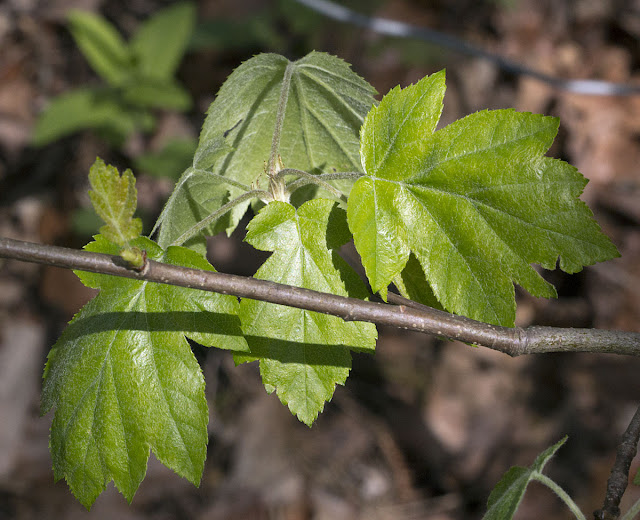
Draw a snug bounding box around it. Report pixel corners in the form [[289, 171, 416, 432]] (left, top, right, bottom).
[[1, 0, 640, 518]]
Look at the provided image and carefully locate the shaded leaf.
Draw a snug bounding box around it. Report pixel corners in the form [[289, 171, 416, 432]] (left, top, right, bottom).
[[42, 236, 248, 508], [484, 437, 567, 520], [68, 10, 133, 86], [130, 2, 196, 81], [236, 199, 377, 425], [153, 165, 232, 255], [393, 253, 444, 311], [122, 77, 192, 111], [348, 71, 619, 325], [134, 138, 198, 180], [32, 88, 140, 146]]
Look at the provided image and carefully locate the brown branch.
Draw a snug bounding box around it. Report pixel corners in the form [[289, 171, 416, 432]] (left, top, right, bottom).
[[1, 236, 639, 356], [593, 404, 640, 520]]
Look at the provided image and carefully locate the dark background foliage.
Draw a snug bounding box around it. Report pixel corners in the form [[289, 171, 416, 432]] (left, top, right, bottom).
[[1, 0, 639, 518]]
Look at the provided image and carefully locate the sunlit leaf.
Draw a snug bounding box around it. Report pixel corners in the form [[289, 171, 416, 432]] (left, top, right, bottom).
[[236, 199, 377, 425], [42, 236, 248, 508], [348, 71, 619, 325], [88, 158, 142, 245]]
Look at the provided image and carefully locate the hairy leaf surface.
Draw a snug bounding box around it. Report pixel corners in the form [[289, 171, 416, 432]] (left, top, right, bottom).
[[236, 199, 377, 425], [348, 71, 619, 326], [154, 166, 232, 254], [157, 51, 376, 247], [88, 158, 142, 244], [42, 236, 248, 508]]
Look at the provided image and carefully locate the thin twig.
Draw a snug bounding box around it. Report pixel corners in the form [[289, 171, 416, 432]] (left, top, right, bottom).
[[292, 0, 640, 96], [594, 404, 640, 520], [1, 237, 639, 357]]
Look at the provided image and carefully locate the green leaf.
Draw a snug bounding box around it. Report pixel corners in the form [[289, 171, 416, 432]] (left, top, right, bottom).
[[32, 88, 139, 146], [134, 138, 198, 180], [153, 166, 232, 255], [348, 71, 620, 326], [42, 236, 248, 508], [236, 199, 377, 426], [158, 51, 376, 247], [122, 77, 192, 111], [88, 158, 142, 245], [484, 437, 567, 520], [130, 2, 196, 81], [68, 10, 133, 86], [393, 253, 444, 311], [189, 15, 285, 52]]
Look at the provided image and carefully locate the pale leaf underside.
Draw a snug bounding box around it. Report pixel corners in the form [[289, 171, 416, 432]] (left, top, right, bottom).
[[157, 51, 376, 247]]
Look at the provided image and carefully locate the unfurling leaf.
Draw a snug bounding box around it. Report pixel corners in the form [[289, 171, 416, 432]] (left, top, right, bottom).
[[348, 71, 619, 326], [157, 51, 377, 248], [42, 236, 248, 508], [236, 199, 377, 425], [88, 158, 143, 245]]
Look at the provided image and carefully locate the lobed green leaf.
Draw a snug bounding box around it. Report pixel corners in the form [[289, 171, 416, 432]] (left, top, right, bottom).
[[349, 71, 620, 326], [88, 158, 142, 245], [42, 236, 248, 508], [236, 199, 377, 425]]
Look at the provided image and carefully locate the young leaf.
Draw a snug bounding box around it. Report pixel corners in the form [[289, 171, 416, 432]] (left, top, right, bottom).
[[68, 10, 133, 86], [158, 51, 376, 247], [88, 158, 142, 245], [484, 437, 567, 520], [236, 199, 377, 426], [129, 2, 196, 81], [42, 236, 248, 508], [348, 71, 620, 326]]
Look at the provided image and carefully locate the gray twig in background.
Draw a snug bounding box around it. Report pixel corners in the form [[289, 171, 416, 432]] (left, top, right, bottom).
[[293, 0, 640, 96]]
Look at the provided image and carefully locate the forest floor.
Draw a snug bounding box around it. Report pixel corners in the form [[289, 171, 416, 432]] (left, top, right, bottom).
[[1, 0, 640, 519]]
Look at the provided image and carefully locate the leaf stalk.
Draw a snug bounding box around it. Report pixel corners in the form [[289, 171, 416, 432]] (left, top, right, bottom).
[[170, 189, 269, 247], [266, 61, 295, 202]]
